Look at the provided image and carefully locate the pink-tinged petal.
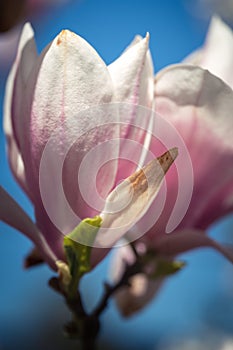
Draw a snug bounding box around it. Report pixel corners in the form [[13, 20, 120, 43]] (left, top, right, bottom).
[[94, 149, 178, 248], [224, 184, 233, 211], [0, 186, 57, 269], [3, 22, 37, 195], [184, 16, 233, 88], [11, 23, 38, 152], [108, 35, 154, 182], [149, 65, 233, 234], [115, 274, 163, 317], [192, 177, 233, 230], [154, 64, 233, 146], [153, 229, 233, 264], [108, 33, 153, 107], [17, 29, 118, 254], [110, 243, 163, 317]]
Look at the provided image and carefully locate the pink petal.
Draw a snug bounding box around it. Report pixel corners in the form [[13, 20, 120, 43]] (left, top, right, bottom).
[[0, 186, 57, 269], [18, 29, 118, 255], [148, 65, 233, 236], [184, 16, 233, 88], [3, 22, 37, 195], [110, 243, 163, 317], [153, 229, 233, 264], [191, 177, 233, 229], [108, 34, 154, 183]]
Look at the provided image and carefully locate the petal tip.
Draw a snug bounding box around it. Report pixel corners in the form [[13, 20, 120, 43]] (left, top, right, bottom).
[[139, 32, 150, 48], [209, 15, 233, 39], [169, 147, 178, 160], [21, 22, 34, 39], [56, 29, 77, 46], [56, 29, 68, 45], [145, 32, 150, 45]]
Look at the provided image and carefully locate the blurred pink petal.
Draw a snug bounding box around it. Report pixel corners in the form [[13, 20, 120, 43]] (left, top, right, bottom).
[[110, 243, 163, 317], [4, 22, 37, 198], [185, 16, 233, 88], [154, 229, 233, 264], [0, 186, 57, 269]]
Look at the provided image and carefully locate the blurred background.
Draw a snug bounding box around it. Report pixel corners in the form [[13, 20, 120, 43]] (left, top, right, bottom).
[[1, 0, 233, 349]]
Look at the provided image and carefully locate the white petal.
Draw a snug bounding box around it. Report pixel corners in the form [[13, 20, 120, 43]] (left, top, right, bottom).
[[25, 29, 117, 237], [108, 33, 153, 107], [108, 35, 154, 182]]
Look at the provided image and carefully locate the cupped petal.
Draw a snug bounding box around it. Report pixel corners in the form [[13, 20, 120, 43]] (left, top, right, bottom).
[[110, 244, 163, 317], [150, 64, 233, 233], [184, 16, 233, 88], [108, 35, 154, 182], [0, 186, 57, 269], [154, 64, 233, 147], [3, 22, 37, 195]]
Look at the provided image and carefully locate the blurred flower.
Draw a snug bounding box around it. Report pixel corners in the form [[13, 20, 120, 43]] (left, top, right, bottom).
[[1, 23, 177, 271], [186, 0, 233, 23], [0, 0, 26, 33], [0, 0, 69, 32], [0, 0, 71, 67], [185, 16, 233, 88], [158, 334, 233, 350], [112, 17, 233, 316]]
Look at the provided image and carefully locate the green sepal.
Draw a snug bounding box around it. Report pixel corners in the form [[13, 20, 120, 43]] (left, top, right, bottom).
[[63, 216, 102, 298], [149, 259, 186, 279]]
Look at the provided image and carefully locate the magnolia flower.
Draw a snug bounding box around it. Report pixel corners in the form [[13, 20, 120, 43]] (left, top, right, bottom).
[[1, 23, 177, 272], [112, 17, 233, 316]]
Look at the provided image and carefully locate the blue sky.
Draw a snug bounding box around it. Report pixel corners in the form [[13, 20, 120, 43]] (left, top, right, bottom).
[[1, 1, 233, 349]]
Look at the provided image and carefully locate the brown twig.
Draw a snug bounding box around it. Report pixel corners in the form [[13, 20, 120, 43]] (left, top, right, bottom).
[[49, 249, 143, 350]]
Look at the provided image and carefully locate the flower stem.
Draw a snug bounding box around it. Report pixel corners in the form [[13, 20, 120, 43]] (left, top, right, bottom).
[[49, 252, 143, 349], [92, 258, 142, 318]]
